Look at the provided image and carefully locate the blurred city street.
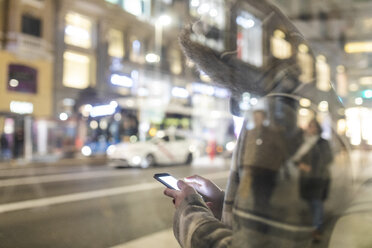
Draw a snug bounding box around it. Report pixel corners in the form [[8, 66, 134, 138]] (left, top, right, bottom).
[[0, 157, 230, 248], [0, 151, 371, 248], [1, 0, 372, 247]]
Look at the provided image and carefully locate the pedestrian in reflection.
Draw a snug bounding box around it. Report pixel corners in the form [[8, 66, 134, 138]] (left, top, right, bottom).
[[14, 128, 24, 158], [292, 119, 333, 242], [1, 132, 10, 160], [161, 0, 338, 246], [241, 110, 288, 214]]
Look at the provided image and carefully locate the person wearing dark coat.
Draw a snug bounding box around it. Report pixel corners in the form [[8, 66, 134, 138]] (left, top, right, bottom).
[[293, 119, 333, 242]]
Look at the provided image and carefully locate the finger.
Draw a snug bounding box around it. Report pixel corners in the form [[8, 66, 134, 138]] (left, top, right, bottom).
[[185, 182, 204, 193], [186, 181, 201, 188], [185, 175, 204, 184], [177, 180, 190, 190], [164, 188, 178, 198]]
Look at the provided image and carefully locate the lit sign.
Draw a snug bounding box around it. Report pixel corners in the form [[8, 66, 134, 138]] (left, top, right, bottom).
[[145, 53, 160, 63], [10, 101, 34, 114], [345, 41, 372, 53], [110, 74, 133, 87], [90, 101, 118, 117], [172, 87, 189, 98]]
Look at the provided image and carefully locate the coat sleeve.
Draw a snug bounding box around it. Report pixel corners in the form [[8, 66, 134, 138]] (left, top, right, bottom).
[[173, 193, 233, 248]]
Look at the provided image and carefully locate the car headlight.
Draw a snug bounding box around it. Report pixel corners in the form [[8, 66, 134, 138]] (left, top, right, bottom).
[[132, 156, 142, 165], [106, 145, 116, 156], [189, 145, 196, 152], [81, 146, 92, 156]]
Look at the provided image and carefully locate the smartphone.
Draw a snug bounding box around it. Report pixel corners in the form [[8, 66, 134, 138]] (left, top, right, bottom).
[[154, 173, 180, 190]]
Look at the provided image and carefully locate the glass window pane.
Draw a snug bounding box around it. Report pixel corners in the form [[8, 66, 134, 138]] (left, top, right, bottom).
[[270, 30, 292, 60], [21, 15, 42, 37], [64, 12, 92, 49], [297, 44, 314, 84], [63, 51, 90, 89], [108, 29, 124, 58], [122, 0, 151, 18], [316, 56, 331, 91]]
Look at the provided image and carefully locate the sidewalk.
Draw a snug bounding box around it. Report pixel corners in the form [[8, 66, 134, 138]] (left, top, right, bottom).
[[0, 155, 108, 170], [328, 167, 372, 247]]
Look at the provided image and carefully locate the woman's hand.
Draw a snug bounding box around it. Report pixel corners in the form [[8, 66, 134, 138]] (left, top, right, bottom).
[[184, 175, 224, 219], [164, 180, 197, 208]]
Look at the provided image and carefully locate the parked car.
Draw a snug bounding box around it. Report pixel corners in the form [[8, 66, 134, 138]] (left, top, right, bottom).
[[107, 131, 196, 168]]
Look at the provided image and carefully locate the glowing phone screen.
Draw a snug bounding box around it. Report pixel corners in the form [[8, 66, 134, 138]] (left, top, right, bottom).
[[159, 176, 180, 190]]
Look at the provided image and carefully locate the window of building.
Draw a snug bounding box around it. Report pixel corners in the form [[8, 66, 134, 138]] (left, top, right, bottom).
[[189, 0, 225, 51], [8, 64, 38, 94], [63, 51, 91, 89], [22, 0, 45, 8], [297, 44, 314, 83], [236, 10, 263, 67], [130, 37, 144, 63], [21, 15, 42, 37], [189, 0, 225, 30], [108, 29, 124, 58], [271, 29, 292, 59], [336, 65, 348, 97], [316, 55, 331, 91], [122, 0, 151, 18], [64, 12, 93, 49], [169, 48, 182, 75]]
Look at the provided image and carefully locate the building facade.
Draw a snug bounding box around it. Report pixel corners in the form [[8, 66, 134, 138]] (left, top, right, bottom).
[[0, 0, 54, 160]]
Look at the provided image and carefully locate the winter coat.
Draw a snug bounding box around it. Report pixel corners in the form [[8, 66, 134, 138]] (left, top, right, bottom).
[[298, 138, 333, 201], [172, 127, 315, 248]]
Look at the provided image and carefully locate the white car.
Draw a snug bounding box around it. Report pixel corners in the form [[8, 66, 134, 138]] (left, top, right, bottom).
[[107, 131, 196, 168]]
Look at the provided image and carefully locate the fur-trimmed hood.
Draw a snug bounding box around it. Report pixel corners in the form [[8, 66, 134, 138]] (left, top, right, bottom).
[[178, 0, 317, 101]]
